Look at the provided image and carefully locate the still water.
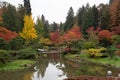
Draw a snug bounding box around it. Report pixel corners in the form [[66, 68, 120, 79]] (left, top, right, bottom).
[[0, 54, 120, 80]]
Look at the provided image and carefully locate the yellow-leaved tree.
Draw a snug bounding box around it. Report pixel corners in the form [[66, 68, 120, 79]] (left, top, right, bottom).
[[20, 15, 37, 45]]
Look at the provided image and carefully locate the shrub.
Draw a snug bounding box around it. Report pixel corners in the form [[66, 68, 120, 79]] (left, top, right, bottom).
[[17, 47, 36, 59], [0, 37, 6, 49], [0, 50, 10, 63], [8, 36, 25, 50], [86, 47, 107, 58], [83, 42, 96, 49], [107, 46, 117, 59]]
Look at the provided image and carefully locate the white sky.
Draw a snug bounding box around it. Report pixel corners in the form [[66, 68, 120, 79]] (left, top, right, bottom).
[[2, 0, 109, 23]]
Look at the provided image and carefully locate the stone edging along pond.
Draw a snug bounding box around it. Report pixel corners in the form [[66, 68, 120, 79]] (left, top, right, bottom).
[[64, 75, 120, 80], [64, 55, 120, 80], [64, 54, 120, 69]]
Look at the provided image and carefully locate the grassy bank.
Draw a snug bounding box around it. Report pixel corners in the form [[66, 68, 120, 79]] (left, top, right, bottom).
[[0, 60, 35, 71], [65, 53, 120, 68]]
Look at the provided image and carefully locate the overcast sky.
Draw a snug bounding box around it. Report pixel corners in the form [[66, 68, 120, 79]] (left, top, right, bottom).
[[2, 0, 109, 23]]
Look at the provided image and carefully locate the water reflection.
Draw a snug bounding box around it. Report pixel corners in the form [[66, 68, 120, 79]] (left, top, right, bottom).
[[32, 63, 67, 80], [1, 54, 120, 80]]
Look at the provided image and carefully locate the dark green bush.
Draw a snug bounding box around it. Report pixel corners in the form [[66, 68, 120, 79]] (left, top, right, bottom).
[[17, 47, 37, 59], [0, 38, 6, 49], [83, 42, 96, 49], [0, 50, 10, 63], [8, 36, 25, 50]]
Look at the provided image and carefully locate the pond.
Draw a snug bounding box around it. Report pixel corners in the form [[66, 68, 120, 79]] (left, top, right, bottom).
[[0, 54, 120, 80]]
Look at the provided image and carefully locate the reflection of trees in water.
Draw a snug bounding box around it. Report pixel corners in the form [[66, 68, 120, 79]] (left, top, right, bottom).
[[35, 57, 49, 78], [0, 69, 34, 80], [47, 53, 60, 65]]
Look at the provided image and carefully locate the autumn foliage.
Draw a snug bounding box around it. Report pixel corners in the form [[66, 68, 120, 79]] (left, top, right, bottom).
[[50, 25, 82, 44], [98, 30, 114, 41], [86, 26, 101, 34], [20, 15, 37, 41], [63, 26, 82, 41], [50, 31, 60, 44], [0, 27, 18, 41]]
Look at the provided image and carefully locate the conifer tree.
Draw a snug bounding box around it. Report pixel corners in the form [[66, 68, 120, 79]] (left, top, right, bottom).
[[23, 0, 31, 15], [64, 7, 74, 32]]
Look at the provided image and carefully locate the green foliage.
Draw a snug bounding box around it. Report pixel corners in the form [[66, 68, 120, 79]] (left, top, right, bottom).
[[107, 46, 117, 59], [83, 42, 96, 49], [99, 38, 112, 47], [112, 35, 120, 45], [99, 4, 110, 29], [17, 47, 37, 59], [24, 0, 31, 15], [0, 50, 10, 63], [85, 47, 107, 57], [0, 37, 6, 49], [35, 17, 44, 37], [71, 40, 83, 51], [0, 60, 34, 71], [8, 36, 25, 50], [64, 7, 74, 31], [17, 4, 25, 32], [2, 4, 19, 32]]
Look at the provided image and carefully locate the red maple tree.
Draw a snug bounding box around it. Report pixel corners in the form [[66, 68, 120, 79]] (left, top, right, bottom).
[[0, 27, 18, 41]]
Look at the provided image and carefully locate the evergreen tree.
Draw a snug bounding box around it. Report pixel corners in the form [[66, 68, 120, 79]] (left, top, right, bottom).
[[99, 4, 110, 29], [44, 20, 49, 38], [76, 6, 85, 27], [2, 4, 19, 32], [41, 14, 45, 23], [81, 4, 93, 34], [64, 7, 74, 32], [51, 22, 58, 32], [59, 22, 63, 32], [40, 15, 49, 38], [35, 17, 44, 37], [23, 0, 31, 15], [91, 5, 99, 28], [17, 4, 25, 32]]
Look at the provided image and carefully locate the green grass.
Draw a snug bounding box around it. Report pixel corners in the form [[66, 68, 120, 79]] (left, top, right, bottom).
[[65, 53, 120, 68], [0, 60, 34, 71]]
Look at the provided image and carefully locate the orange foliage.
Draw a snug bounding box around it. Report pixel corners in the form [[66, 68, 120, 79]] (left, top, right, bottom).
[[86, 26, 101, 34], [111, 26, 120, 35], [50, 26, 82, 44], [62, 26, 82, 42], [98, 30, 114, 41], [0, 27, 18, 41], [110, 0, 120, 27], [50, 31, 60, 44]]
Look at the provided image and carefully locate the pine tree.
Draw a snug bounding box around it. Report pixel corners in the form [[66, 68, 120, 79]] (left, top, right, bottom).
[[64, 7, 74, 32], [35, 17, 44, 37], [91, 5, 99, 28], [40, 15, 49, 38], [99, 4, 110, 29], [51, 22, 58, 32], [23, 0, 31, 15], [17, 4, 25, 32], [2, 4, 19, 32], [76, 6, 85, 27]]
